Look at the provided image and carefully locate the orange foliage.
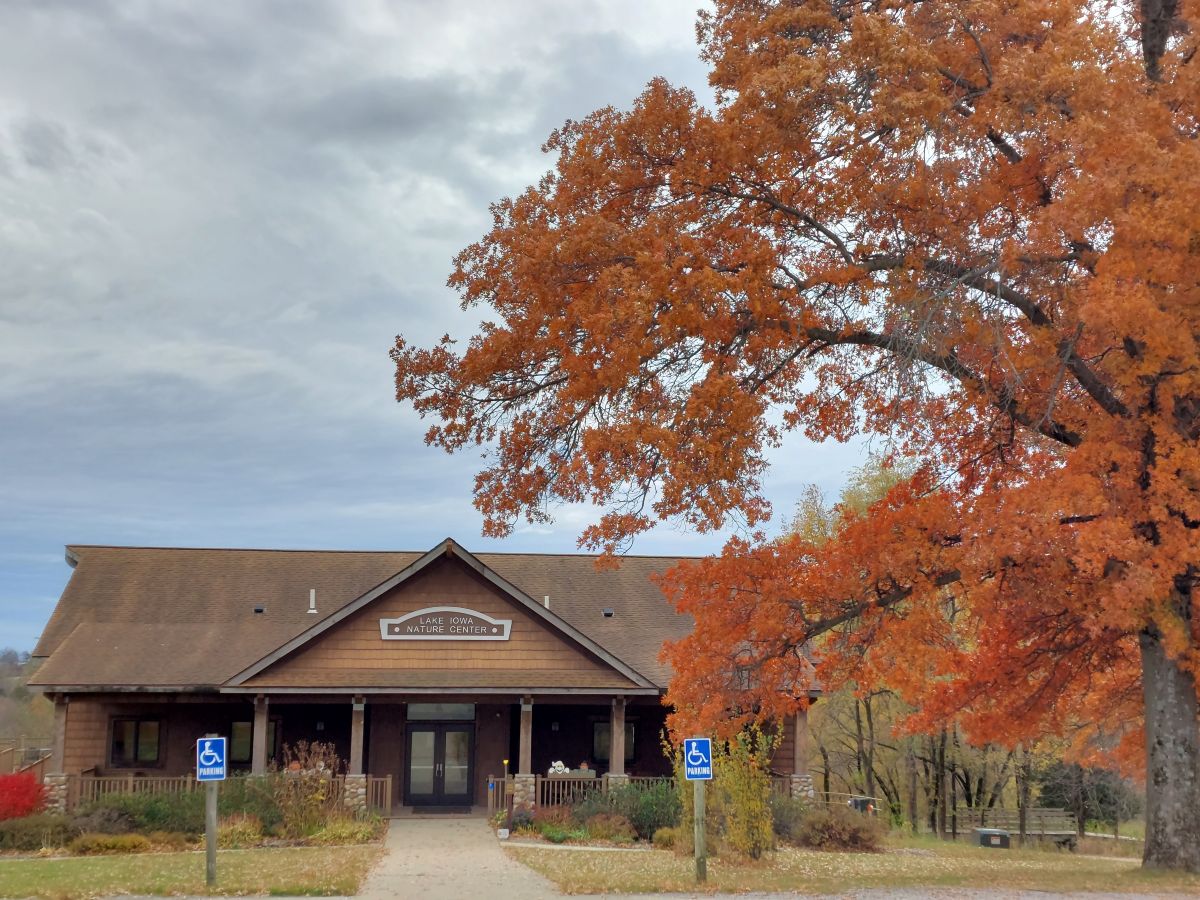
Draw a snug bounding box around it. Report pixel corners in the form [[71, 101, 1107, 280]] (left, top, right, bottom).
[[395, 0, 1200, 793]]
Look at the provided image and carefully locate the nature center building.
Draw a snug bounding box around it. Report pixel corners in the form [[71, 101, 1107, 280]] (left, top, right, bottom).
[[29, 539, 816, 812]]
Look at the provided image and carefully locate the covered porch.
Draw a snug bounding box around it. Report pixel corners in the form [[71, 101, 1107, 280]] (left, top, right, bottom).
[[43, 690, 674, 814]]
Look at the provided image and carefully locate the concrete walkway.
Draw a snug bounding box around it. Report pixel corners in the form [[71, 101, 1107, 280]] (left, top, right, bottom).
[[358, 816, 559, 900]]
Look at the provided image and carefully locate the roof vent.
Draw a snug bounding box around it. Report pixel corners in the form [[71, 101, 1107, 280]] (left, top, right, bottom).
[[602, 608, 614, 618], [308, 588, 318, 615], [254, 605, 265, 615], [544, 595, 550, 609]]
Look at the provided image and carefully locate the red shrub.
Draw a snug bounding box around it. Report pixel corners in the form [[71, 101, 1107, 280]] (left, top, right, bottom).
[[0, 773, 47, 821]]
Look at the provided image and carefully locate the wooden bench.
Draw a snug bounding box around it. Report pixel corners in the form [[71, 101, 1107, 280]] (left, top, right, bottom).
[[956, 807, 1079, 850]]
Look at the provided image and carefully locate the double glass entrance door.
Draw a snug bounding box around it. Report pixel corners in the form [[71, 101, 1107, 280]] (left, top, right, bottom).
[[406, 724, 473, 806]]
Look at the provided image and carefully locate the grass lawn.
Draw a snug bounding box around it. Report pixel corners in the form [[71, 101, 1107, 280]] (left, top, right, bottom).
[[0, 844, 382, 898], [507, 833, 1200, 895]]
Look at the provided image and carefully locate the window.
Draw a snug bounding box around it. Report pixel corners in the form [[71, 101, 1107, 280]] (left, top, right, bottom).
[[111, 718, 160, 767], [407, 703, 475, 721], [593, 722, 635, 763], [230, 720, 279, 764]]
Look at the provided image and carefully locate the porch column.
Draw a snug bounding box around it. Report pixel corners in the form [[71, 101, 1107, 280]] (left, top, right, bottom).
[[517, 696, 533, 775], [50, 694, 68, 774], [789, 704, 815, 799], [513, 696, 535, 812], [608, 697, 627, 778], [44, 695, 69, 814], [251, 695, 269, 775], [349, 696, 365, 776]]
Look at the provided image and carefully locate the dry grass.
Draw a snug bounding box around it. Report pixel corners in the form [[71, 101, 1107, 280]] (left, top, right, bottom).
[[0, 844, 382, 898], [507, 833, 1200, 895]]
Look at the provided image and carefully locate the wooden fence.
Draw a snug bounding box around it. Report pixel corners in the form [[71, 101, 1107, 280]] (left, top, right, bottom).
[[55, 773, 393, 815], [953, 806, 1078, 844], [0, 737, 51, 774]]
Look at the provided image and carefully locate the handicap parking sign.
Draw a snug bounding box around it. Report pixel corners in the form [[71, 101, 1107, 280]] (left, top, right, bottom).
[[196, 737, 227, 781], [684, 737, 712, 780]]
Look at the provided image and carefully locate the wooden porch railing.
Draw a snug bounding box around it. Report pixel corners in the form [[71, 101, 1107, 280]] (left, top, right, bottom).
[[486, 774, 511, 814], [485, 774, 677, 815], [68, 775, 201, 810], [539, 775, 602, 808], [54, 772, 395, 815], [366, 775, 392, 815]]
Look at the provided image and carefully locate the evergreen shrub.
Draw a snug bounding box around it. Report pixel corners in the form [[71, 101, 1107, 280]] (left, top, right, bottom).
[[0, 813, 78, 850], [583, 812, 635, 842], [769, 794, 809, 843], [68, 832, 152, 855]]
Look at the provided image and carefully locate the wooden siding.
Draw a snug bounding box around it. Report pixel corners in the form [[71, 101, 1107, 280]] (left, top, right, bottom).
[[62, 698, 109, 775], [771, 714, 797, 776], [243, 557, 637, 689]]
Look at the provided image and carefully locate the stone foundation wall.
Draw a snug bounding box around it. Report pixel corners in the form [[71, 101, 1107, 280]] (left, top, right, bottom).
[[512, 774, 536, 812], [790, 772, 815, 800], [43, 774, 69, 814], [342, 774, 367, 815]]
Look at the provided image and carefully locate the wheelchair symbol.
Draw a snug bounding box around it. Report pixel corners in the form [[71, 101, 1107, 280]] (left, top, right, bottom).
[[687, 744, 709, 766], [198, 741, 221, 767]]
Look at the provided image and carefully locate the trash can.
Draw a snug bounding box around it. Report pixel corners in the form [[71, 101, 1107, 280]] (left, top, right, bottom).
[[975, 827, 1011, 849]]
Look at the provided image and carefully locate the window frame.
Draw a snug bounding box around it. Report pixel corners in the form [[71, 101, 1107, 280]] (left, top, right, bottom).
[[109, 717, 163, 769], [592, 721, 636, 764], [229, 718, 280, 765]]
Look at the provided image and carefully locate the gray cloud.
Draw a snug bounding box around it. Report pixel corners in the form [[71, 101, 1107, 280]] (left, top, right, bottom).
[[0, 0, 863, 652]]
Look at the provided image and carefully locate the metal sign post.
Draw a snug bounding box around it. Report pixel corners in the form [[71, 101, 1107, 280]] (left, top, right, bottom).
[[196, 736, 227, 887], [683, 737, 713, 884]]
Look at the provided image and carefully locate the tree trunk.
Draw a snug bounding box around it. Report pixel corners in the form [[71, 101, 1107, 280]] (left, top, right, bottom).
[[1139, 626, 1200, 872], [1017, 745, 1031, 847], [854, 699, 866, 792], [907, 746, 919, 835], [937, 728, 948, 840], [819, 743, 831, 798], [864, 696, 877, 801]]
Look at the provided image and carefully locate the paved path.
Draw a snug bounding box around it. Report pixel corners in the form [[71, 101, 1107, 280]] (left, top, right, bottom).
[[356, 819, 1193, 900], [358, 816, 559, 900]]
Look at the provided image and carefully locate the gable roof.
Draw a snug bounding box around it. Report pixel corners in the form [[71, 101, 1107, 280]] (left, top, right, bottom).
[[30, 540, 693, 693], [227, 539, 657, 690]]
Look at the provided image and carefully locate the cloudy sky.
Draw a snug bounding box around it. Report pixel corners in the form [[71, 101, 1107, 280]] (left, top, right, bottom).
[[0, 0, 863, 652]]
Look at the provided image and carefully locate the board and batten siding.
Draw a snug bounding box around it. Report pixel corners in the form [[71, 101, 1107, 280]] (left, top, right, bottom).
[[241, 556, 638, 689]]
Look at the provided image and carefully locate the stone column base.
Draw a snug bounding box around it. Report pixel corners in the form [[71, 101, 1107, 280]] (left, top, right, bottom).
[[512, 774, 536, 813], [43, 774, 69, 814], [342, 774, 368, 815], [790, 773, 815, 800], [605, 773, 630, 790]]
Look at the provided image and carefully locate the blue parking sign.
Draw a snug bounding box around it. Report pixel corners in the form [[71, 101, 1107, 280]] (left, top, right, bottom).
[[196, 737, 227, 781], [684, 737, 712, 780]]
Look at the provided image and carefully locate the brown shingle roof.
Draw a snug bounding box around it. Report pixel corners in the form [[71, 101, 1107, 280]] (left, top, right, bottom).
[[31, 544, 692, 691]]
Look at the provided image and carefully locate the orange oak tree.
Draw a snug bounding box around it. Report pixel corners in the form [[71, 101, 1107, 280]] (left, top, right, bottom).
[[394, 0, 1200, 869]]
